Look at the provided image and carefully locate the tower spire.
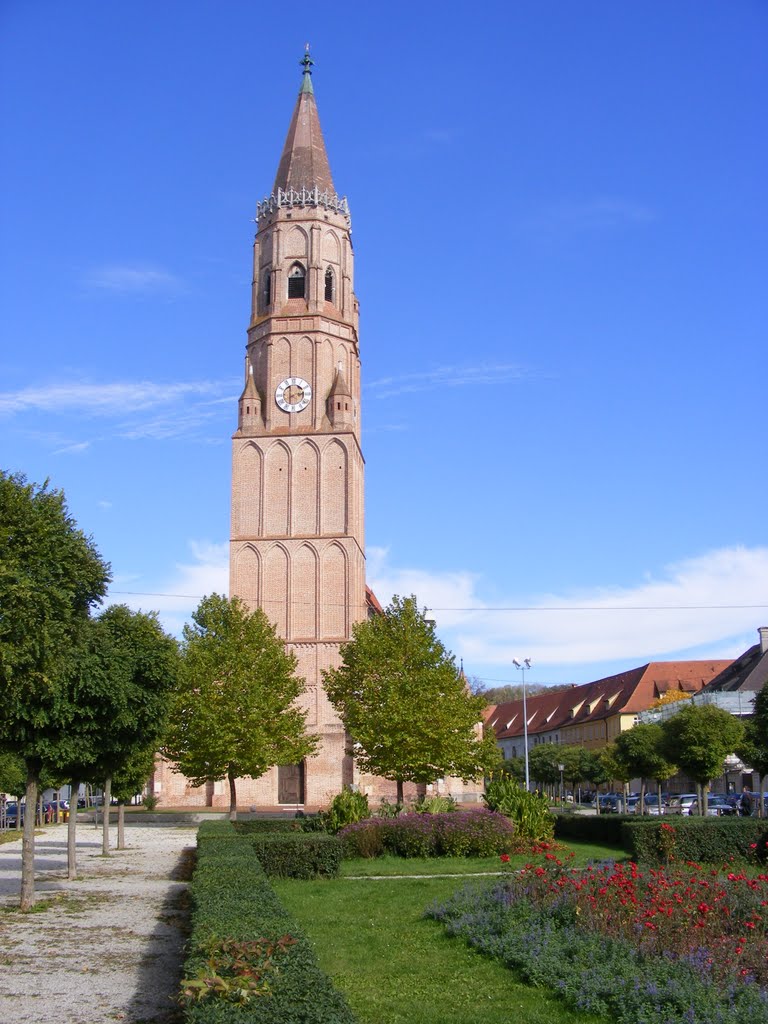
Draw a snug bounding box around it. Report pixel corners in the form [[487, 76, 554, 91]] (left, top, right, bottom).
[[272, 46, 334, 195]]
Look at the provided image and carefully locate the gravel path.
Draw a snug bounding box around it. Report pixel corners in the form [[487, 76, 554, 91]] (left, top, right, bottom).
[[0, 823, 196, 1023]]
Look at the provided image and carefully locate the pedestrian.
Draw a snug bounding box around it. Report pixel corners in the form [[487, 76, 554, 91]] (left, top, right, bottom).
[[739, 787, 753, 817]]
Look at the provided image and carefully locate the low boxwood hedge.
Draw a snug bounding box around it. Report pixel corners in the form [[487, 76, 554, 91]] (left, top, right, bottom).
[[183, 821, 356, 1023], [247, 833, 342, 879], [553, 811, 634, 847], [622, 816, 766, 865], [233, 819, 305, 834]]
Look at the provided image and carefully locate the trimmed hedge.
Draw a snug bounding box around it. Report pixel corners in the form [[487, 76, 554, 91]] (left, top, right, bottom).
[[247, 833, 342, 879], [339, 809, 515, 859], [233, 819, 304, 834], [183, 821, 357, 1024], [553, 811, 635, 846], [622, 817, 766, 865]]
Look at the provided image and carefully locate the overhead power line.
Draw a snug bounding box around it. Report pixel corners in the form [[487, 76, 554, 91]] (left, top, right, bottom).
[[108, 591, 768, 612]]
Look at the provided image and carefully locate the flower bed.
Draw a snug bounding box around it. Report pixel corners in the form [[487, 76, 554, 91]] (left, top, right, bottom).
[[339, 808, 515, 859], [428, 850, 768, 1023]]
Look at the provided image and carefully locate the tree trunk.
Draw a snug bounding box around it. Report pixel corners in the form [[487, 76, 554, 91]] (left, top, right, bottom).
[[20, 765, 39, 911], [102, 776, 112, 855], [657, 781, 663, 816], [640, 781, 646, 815], [228, 771, 238, 821], [67, 779, 79, 880], [702, 783, 709, 816], [396, 779, 404, 809], [117, 803, 125, 850]]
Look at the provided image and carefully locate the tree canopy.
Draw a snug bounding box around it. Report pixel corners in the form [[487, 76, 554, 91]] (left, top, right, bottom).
[[0, 472, 111, 907], [659, 703, 744, 804], [323, 594, 500, 804], [163, 594, 317, 819]]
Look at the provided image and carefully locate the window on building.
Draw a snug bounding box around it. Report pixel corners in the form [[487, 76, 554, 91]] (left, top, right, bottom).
[[262, 269, 271, 308], [288, 263, 306, 299], [324, 266, 335, 302]]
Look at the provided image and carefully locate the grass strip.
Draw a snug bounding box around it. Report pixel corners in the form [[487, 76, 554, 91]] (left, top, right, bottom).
[[272, 871, 606, 1024]]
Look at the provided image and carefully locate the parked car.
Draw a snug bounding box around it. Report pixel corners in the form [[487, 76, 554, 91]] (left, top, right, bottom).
[[4, 802, 25, 825], [668, 794, 699, 815], [625, 796, 640, 814], [704, 795, 737, 817]]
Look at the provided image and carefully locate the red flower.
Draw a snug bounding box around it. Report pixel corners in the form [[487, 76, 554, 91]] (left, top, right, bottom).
[[500, 854, 510, 863]]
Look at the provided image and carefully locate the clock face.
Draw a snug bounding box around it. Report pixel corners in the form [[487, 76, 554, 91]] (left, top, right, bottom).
[[275, 376, 312, 413]]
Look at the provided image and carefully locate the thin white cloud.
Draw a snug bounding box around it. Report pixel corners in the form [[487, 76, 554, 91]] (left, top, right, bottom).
[[367, 545, 768, 672], [83, 265, 185, 294], [366, 362, 531, 400], [53, 441, 91, 455], [0, 380, 234, 417], [107, 540, 229, 637], [534, 197, 656, 232]]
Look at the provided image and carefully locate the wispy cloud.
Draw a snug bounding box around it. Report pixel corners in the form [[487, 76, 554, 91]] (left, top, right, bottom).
[[0, 378, 239, 444], [0, 380, 234, 417], [107, 540, 229, 637], [53, 441, 91, 456], [367, 545, 768, 673], [532, 196, 656, 233], [366, 362, 532, 400], [82, 264, 185, 295]]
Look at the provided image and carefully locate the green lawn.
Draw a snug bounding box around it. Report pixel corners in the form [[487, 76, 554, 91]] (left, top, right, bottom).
[[340, 839, 626, 877], [272, 840, 621, 1024]]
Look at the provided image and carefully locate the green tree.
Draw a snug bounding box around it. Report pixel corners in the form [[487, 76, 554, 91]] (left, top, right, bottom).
[[613, 723, 677, 812], [527, 744, 562, 789], [659, 704, 744, 814], [91, 605, 179, 852], [163, 594, 317, 820], [0, 472, 110, 908], [323, 595, 500, 805], [736, 710, 768, 818]]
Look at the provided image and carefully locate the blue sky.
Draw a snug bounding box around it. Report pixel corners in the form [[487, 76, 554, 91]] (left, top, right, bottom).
[[1, 2, 766, 687]]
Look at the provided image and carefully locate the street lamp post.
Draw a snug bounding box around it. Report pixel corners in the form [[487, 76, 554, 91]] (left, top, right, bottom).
[[513, 658, 532, 791], [559, 763, 565, 808]]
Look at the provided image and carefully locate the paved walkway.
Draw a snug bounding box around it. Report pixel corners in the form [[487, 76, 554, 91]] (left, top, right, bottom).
[[0, 823, 196, 1023]]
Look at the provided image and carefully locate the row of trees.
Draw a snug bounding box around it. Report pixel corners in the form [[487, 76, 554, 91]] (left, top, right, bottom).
[[504, 701, 768, 814], [0, 472, 180, 907]]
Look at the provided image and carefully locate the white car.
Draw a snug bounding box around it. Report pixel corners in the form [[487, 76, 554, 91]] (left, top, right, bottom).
[[668, 794, 698, 815]]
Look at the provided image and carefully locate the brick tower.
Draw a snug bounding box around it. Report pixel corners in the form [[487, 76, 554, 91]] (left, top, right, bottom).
[[229, 50, 366, 809]]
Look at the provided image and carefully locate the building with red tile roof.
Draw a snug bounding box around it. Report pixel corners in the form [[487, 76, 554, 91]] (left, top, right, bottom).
[[486, 659, 732, 760]]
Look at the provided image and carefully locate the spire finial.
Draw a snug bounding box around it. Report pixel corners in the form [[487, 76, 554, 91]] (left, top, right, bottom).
[[299, 44, 314, 93]]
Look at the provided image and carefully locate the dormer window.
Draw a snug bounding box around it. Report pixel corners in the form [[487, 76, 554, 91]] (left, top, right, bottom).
[[288, 263, 306, 299], [324, 266, 335, 302]]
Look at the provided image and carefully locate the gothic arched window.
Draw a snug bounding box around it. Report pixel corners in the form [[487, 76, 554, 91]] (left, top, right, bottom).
[[262, 269, 272, 309], [324, 266, 335, 303], [288, 262, 306, 299]]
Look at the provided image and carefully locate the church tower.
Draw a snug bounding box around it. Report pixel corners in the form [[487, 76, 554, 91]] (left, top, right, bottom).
[[230, 50, 366, 808]]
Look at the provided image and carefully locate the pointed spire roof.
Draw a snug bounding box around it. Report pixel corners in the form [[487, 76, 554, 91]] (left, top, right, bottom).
[[328, 362, 351, 397], [273, 46, 335, 195]]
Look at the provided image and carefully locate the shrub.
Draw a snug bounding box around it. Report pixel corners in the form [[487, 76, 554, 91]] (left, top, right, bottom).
[[484, 776, 554, 844], [339, 809, 515, 860], [337, 818, 386, 859], [325, 788, 370, 833], [553, 811, 633, 847], [234, 820, 304, 835], [409, 794, 457, 814], [184, 821, 356, 1023], [623, 817, 766, 865], [248, 833, 342, 879]]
